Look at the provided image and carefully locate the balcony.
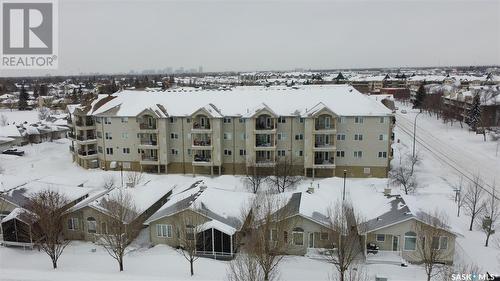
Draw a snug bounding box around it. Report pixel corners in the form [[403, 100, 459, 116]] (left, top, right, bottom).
[[192, 138, 212, 148], [75, 119, 95, 129], [139, 123, 157, 130], [140, 154, 159, 165], [193, 150, 212, 166], [192, 122, 212, 133], [313, 157, 335, 168], [255, 158, 276, 167], [138, 139, 158, 149], [313, 142, 336, 151], [77, 149, 97, 159], [68, 132, 76, 140]]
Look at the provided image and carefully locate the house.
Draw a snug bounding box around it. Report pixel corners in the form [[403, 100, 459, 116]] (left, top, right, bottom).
[[0, 181, 94, 246], [62, 180, 172, 241], [360, 195, 458, 265], [144, 180, 254, 259], [0, 124, 26, 146]]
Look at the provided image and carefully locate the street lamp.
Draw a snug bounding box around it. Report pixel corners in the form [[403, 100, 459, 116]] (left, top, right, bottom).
[[412, 112, 422, 158], [343, 169, 347, 201]]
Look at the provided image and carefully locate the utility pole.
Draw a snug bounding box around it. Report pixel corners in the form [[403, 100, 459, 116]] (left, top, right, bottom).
[[343, 169, 347, 201], [412, 112, 422, 158]]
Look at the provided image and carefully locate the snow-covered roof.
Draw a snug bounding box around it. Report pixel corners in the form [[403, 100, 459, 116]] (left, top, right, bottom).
[[90, 85, 392, 117], [0, 125, 21, 137], [144, 180, 254, 233]]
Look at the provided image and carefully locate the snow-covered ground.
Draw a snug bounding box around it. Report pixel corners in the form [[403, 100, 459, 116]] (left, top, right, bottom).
[[0, 109, 40, 125], [394, 102, 500, 273]]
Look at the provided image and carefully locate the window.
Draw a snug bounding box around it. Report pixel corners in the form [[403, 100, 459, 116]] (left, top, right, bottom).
[[278, 116, 286, 123], [296, 150, 303, 157], [224, 132, 232, 140], [295, 134, 304, 140], [68, 218, 79, 230], [186, 225, 195, 240], [292, 228, 304, 246], [121, 117, 128, 123], [104, 117, 111, 124], [355, 116, 364, 124], [170, 133, 179, 139], [123, 148, 130, 154], [277, 132, 287, 140], [98, 146, 103, 153], [432, 236, 448, 250], [223, 117, 232, 123], [122, 132, 128, 139], [354, 134, 363, 141], [186, 118, 191, 123], [277, 150, 286, 157], [376, 234, 385, 242], [378, 151, 387, 158], [364, 167, 371, 174], [122, 162, 131, 169], [105, 132, 112, 140], [224, 149, 232, 156], [299, 118, 304, 123], [240, 149, 246, 156], [187, 149, 192, 155], [380, 117, 386, 123], [379, 134, 387, 141], [320, 232, 329, 240], [97, 131, 102, 138], [337, 134, 346, 141], [283, 231, 288, 243], [270, 229, 278, 241], [106, 148, 113, 155], [404, 232, 417, 251], [87, 217, 97, 233], [95, 117, 101, 124], [156, 224, 172, 238], [354, 151, 362, 158], [324, 116, 331, 128], [169, 117, 176, 123], [339, 117, 346, 124], [239, 118, 245, 123], [336, 150, 345, 157], [171, 149, 178, 155], [240, 133, 246, 140]]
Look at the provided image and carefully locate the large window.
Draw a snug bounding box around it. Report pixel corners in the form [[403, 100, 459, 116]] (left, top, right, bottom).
[[68, 217, 79, 230], [404, 231, 417, 251], [376, 234, 385, 242], [292, 227, 304, 246], [432, 236, 448, 250], [157, 224, 172, 238], [87, 217, 97, 233]]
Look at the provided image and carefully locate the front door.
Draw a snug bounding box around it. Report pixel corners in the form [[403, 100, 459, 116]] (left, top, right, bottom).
[[308, 232, 314, 248], [392, 236, 399, 251]]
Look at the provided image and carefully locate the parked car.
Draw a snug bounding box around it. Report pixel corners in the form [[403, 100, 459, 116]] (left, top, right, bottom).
[[2, 149, 25, 156], [366, 242, 379, 254], [400, 109, 407, 114]]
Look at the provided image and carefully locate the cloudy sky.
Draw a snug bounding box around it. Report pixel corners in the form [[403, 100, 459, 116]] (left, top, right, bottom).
[[2, 0, 499, 76]]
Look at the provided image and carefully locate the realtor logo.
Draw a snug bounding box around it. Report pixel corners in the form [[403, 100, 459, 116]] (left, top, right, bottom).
[[1, 0, 58, 69]]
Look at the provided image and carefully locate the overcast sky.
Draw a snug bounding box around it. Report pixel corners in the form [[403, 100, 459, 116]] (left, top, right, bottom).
[[2, 0, 499, 77]]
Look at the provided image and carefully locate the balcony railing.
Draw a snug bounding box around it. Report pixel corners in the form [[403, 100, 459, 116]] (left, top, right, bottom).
[[139, 123, 157, 130], [141, 155, 158, 161], [315, 123, 335, 130], [140, 139, 158, 145], [193, 139, 211, 146], [256, 158, 275, 164], [194, 155, 211, 162], [314, 142, 334, 148], [78, 150, 97, 156], [193, 123, 211, 130], [77, 135, 96, 141], [256, 142, 274, 147], [255, 123, 275, 130], [314, 158, 335, 165], [76, 120, 94, 127]]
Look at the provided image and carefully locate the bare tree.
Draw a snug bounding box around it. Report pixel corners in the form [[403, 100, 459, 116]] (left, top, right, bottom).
[[414, 211, 453, 281], [23, 189, 70, 269], [327, 200, 363, 281], [125, 171, 144, 188], [329, 263, 369, 281], [226, 253, 264, 281], [38, 107, 50, 121], [172, 210, 205, 276], [243, 165, 268, 194], [95, 189, 140, 271], [463, 175, 486, 231], [102, 175, 116, 190], [0, 114, 8, 126], [481, 185, 499, 247], [453, 176, 465, 217], [268, 156, 302, 193], [239, 192, 293, 281], [389, 151, 420, 195]]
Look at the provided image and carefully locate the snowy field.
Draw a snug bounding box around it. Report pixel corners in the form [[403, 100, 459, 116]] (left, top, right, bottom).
[[0, 109, 40, 125], [1, 103, 500, 279]]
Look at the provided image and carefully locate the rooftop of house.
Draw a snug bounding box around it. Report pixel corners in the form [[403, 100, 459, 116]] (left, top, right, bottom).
[[84, 85, 392, 118]]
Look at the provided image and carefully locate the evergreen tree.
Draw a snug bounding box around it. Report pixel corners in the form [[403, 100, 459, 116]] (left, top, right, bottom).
[[70, 88, 79, 104], [413, 84, 426, 109], [18, 84, 29, 110], [466, 93, 481, 131], [33, 85, 39, 99]]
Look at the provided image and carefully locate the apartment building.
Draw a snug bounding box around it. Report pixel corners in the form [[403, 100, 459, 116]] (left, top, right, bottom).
[[67, 85, 394, 178]]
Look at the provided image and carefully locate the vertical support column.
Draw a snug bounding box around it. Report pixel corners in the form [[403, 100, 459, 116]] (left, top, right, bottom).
[[211, 228, 215, 259], [230, 235, 233, 256]]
